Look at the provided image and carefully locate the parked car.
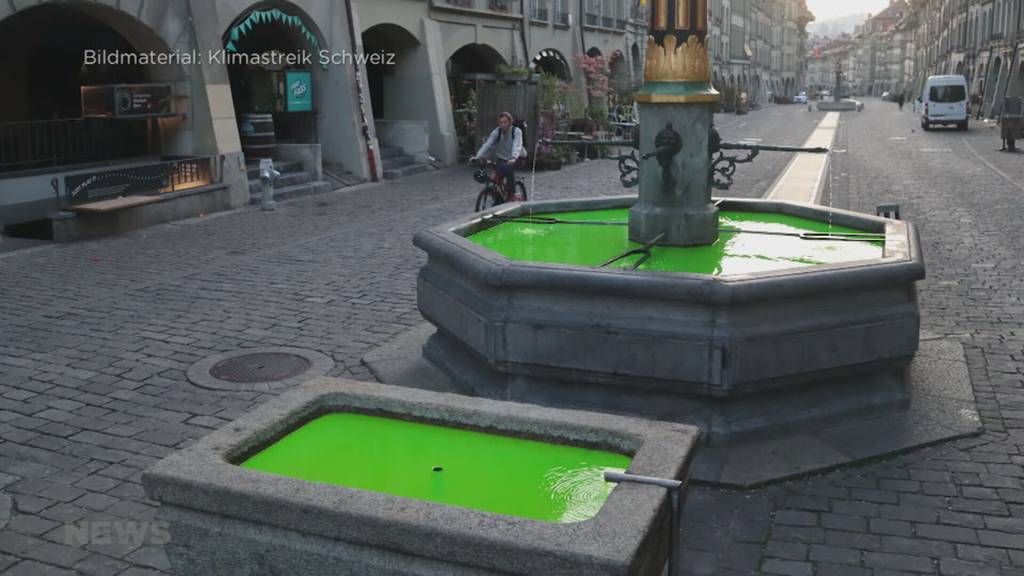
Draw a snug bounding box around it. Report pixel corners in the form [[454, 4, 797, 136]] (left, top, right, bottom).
[[881, 91, 892, 101], [821, 90, 832, 98], [794, 91, 808, 104], [920, 75, 969, 131]]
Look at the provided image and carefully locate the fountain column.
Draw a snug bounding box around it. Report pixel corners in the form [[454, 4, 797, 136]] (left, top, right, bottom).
[[629, 0, 720, 246]]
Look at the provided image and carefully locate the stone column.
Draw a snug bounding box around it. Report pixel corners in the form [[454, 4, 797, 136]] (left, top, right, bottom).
[[629, 0, 720, 247]]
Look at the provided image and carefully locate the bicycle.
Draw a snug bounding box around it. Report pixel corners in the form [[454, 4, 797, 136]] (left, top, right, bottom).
[[472, 160, 527, 212]]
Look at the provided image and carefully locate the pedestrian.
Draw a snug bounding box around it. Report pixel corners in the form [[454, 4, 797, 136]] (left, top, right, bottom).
[[897, 93, 905, 111]]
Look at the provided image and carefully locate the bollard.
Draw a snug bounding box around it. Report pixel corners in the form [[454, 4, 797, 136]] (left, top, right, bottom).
[[259, 158, 281, 211]]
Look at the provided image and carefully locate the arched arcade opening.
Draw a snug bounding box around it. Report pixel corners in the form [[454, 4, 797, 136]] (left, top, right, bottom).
[[224, 4, 327, 159], [448, 43, 507, 110], [533, 49, 572, 82], [362, 22, 456, 166], [0, 3, 184, 173], [609, 50, 630, 96], [447, 43, 506, 160], [362, 24, 424, 121]]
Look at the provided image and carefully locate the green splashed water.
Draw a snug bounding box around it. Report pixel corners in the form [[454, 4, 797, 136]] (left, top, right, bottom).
[[240, 413, 631, 523], [468, 209, 884, 275]]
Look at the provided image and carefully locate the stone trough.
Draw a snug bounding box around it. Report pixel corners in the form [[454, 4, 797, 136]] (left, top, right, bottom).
[[143, 378, 700, 576]]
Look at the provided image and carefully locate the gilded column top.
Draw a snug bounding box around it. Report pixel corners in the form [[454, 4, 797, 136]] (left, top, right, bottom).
[[636, 0, 718, 100]]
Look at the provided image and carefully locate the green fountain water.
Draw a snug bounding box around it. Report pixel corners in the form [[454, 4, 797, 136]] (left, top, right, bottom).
[[241, 413, 631, 523], [469, 209, 883, 275]]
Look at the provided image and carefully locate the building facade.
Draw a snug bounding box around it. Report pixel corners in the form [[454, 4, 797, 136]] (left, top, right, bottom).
[[710, 0, 813, 105], [355, 0, 648, 171], [0, 0, 812, 237], [834, 0, 1024, 118], [910, 0, 1024, 117], [0, 0, 369, 235]]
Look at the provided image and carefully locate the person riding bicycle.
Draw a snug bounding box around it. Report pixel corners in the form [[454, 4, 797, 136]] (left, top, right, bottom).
[[470, 111, 526, 199]]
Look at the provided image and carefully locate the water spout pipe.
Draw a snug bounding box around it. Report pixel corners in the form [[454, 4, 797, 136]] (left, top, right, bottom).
[[604, 471, 684, 576], [719, 142, 829, 154], [538, 138, 638, 147]]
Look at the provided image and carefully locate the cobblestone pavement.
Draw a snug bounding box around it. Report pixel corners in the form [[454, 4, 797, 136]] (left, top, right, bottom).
[[679, 99, 1024, 576], [0, 100, 1018, 575]]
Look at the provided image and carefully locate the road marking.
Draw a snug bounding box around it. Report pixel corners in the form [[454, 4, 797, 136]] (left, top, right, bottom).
[[889, 136, 908, 141], [920, 148, 952, 153], [962, 137, 1024, 194], [765, 112, 839, 204], [715, 116, 744, 130]]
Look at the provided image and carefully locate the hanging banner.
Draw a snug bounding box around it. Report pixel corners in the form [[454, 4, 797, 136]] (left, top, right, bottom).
[[285, 70, 313, 112]]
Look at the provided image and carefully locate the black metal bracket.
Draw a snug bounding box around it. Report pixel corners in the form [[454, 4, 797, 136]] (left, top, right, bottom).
[[599, 232, 667, 270], [711, 148, 760, 191], [616, 149, 640, 188]]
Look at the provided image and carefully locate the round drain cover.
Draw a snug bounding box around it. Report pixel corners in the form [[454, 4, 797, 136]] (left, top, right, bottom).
[[187, 347, 335, 391], [209, 352, 312, 384]]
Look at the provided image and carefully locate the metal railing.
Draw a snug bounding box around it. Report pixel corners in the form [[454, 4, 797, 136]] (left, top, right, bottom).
[[168, 157, 217, 193], [442, 0, 521, 11], [586, 13, 600, 25], [0, 118, 149, 173]]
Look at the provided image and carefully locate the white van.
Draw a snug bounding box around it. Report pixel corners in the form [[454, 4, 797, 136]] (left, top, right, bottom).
[[921, 75, 970, 131]]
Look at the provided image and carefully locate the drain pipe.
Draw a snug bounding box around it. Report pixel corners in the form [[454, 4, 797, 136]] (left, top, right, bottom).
[[604, 471, 684, 576], [519, 0, 530, 68], [579, 0, 592, 110], [344, 0, 380, 182]]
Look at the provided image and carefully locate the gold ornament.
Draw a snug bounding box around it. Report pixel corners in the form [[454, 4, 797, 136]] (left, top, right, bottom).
[[644, 35, 711, 82]]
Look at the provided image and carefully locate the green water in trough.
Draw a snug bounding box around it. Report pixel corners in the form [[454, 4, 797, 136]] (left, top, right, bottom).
[[241, 413, 631, 523], [469, 209, 884, 275]]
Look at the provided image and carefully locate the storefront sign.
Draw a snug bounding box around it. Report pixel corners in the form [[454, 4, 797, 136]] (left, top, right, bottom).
[[285, 71, 313, 112], [81, 84, 173, 118]]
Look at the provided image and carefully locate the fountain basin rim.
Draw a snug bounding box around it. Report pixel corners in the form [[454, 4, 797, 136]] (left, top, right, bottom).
[[143, 378, 699, 573], [414, 197, 924, 304]]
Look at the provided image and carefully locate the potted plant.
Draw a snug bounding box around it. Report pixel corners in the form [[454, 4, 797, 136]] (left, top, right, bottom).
[[497, 64, 531, 80], [532, 72, 571, 170]]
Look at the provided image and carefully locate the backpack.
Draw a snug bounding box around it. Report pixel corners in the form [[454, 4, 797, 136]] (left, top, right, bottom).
[[512, 120, 528, 158]]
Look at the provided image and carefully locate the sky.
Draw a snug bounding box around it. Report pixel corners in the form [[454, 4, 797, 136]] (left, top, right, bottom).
[[806, 0, 892, 22]]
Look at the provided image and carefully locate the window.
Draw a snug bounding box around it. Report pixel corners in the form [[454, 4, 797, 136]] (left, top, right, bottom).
[[930, 85, 966, 103], [530, 0, 549, 21]]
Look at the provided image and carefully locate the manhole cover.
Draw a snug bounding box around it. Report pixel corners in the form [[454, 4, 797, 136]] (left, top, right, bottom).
[[209, 353, 312, 383], [187, 347, 335, 391]]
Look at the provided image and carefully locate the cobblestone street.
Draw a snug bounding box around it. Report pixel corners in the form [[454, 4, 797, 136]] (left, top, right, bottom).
[[1, 100, 1022, 575]]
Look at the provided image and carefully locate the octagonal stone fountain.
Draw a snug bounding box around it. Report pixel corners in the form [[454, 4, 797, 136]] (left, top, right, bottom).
[[416, 195, 922, 444]]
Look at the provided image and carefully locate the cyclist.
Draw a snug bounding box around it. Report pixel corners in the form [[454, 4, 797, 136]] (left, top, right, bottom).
[[470, 111, 526, 200]]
